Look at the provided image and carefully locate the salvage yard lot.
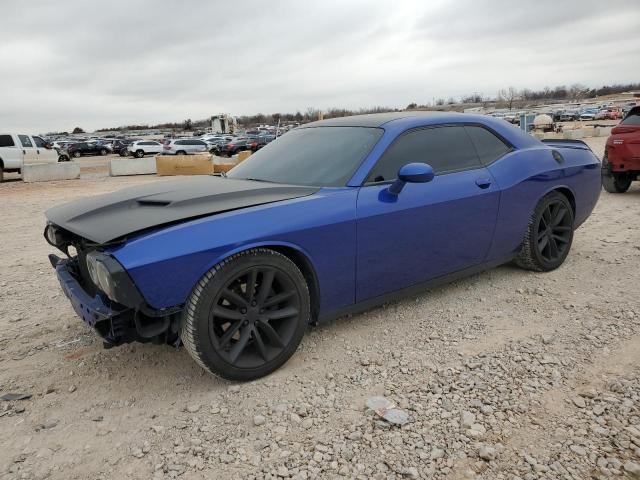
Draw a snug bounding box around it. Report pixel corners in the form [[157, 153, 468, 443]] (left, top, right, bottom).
[[1, 137, 639, 479]]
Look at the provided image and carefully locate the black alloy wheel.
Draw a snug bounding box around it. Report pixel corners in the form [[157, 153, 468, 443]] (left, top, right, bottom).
[[135, 150, 144, 158], [534, 199, 572, 263], [516, 191, 574, 272], [181, 249, 310, 380], [209, 266, 300, 368]]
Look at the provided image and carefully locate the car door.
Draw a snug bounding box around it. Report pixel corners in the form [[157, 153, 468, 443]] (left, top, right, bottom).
[[32, 136, 58, 163], [355, 125, 500, 302], [18, 135, 39, 164]]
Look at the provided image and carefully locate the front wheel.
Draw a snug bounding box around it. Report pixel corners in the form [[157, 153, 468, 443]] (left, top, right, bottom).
[[73, 151, 81, 158], [100, 148, 108, 156], [135, 150, 145, 158], [516, 191, 574, 272], [602, 172, 631, 193], [181, 248, 310, 381]]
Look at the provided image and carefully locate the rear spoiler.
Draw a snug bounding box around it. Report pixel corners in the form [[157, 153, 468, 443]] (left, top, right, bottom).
[[540, 139, 591, 151]]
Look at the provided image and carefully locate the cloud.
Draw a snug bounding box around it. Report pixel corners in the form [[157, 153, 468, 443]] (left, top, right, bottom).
[[0, 0, 638, 132]]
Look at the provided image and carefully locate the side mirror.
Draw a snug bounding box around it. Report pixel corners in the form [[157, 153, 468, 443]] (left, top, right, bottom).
[[388, 162, 434, 195]]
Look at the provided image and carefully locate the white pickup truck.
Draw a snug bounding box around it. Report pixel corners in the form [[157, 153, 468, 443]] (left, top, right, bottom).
[[0, 133, 61, 182]]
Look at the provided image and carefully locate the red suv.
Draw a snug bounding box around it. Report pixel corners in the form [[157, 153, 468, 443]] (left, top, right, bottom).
[[602, 106, 640, 193]]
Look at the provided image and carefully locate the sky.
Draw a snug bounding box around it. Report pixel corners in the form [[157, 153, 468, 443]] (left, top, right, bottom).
[[1, 0, 639, 133]]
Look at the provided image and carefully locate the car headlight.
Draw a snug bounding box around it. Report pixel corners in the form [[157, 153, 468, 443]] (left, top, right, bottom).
[[86, 252, 115, 300]]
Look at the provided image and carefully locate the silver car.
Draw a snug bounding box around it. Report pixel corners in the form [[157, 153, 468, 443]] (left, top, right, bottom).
[[162, 139, 208, 155]]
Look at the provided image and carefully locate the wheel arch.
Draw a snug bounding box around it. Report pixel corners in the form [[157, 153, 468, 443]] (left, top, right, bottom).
[[213, 241, 321, 323], [0, 156, 4, 169]]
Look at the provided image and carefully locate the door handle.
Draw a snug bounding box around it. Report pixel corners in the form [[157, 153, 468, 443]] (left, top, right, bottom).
[[475, 178, 492, 189]]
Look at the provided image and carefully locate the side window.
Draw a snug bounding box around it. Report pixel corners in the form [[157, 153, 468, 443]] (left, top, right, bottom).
[[0, 135, 15, 147], [18, 135, 33, 148], [367, 126, 481, 183], [33, 136, 47, 148], [175, 140, 184, 145], [464, 126, 511, 165]]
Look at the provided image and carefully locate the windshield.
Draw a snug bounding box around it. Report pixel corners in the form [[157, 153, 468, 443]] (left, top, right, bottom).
[[227, 126, 383, 187]]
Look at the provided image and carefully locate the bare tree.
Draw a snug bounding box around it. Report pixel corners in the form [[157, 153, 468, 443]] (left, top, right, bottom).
[[497, 86, 520, 110]]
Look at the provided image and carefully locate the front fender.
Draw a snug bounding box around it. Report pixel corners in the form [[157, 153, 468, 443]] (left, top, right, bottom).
[[108, 188, 358, 313]]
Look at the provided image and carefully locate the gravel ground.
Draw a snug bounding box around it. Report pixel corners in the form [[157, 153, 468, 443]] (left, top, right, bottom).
[[1, 137, 639, 480]]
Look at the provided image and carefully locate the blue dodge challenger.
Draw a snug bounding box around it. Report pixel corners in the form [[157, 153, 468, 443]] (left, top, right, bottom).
[[45, 112, 601, 380]]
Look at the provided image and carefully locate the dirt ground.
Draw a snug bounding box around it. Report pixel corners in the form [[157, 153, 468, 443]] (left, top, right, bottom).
[[1, 137, 639, 480]]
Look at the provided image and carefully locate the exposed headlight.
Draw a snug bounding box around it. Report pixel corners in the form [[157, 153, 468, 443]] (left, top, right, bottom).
[[86, 252, 115, 300], [45, 224, 58, 245]]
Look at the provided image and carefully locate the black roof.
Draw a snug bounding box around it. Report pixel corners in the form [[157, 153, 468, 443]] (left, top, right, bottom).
[[300, 111, 449, 128]]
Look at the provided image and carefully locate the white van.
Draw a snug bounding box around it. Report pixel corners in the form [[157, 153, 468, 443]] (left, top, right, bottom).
[[0, 133, 60, 182]]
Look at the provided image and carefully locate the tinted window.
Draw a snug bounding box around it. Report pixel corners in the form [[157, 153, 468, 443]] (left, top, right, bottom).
[[193, 140, 206, 146], [0, 135, 15, 147], [367, 126, 481, 182], [33, 136, 47, 148], [228, 126, 383, 187], [621, 110, 640, 125], [175, 140, 185, 145], [18, 135, 33, 148], [464, 126, 511, 165]]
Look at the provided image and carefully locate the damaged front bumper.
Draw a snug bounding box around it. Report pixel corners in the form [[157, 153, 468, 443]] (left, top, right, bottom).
[[51, 255, 182, 348]]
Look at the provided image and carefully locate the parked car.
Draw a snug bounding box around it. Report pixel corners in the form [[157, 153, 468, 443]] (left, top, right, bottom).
[[0, 133, 60, 181], [163, 139, 208, 155], [67, 142, 110, 158], [558, 110, 580, 122], [602, 106, 640, 193], [111, 139, 134, 157], [597, 108, 623, 121], [44, 112, 601, 380], [249, 135, 276, 152], [128, 141, 163, 158], [220, 138, 251, 156], [579, 108, 599, 121]]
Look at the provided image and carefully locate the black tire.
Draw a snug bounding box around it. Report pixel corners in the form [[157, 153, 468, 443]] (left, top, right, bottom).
[[73, 151, 81, 158], [100, 148, 108, 156], [0, 166, 3, 183], [135, 150, 145, 158], [57, 155, 68, 162], [119, 148, 128, 157], [176, 150, 186, 156], [515, 191, 574, 272], [602, 172, 631, 193], [181, 248, 310, 381]]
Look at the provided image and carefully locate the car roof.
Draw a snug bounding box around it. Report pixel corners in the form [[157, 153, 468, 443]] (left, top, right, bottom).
[[301, 111, 452, 128]]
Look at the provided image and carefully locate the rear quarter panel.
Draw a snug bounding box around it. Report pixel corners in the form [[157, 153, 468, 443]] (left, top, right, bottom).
[[486, 145, 600, 261], [109, 189, 358, 312]]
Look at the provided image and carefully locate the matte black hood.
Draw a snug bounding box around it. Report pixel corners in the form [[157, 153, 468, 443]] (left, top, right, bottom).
[[45, 176, 319, 244]]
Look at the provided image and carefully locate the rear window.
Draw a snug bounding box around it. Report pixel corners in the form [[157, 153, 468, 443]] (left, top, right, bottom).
[[621, 109, 640, 125], [0, 135, 15, 147]]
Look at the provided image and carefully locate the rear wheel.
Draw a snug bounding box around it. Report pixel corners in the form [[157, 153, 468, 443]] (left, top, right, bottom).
[[176, 150, 186, 155], [181, 248, 310, 380], [602, 172, 631, 193], [119, 148, 128, 157], [516, 191, 574, 272], [73, 151, 81, 158], [100, 148, 108, 156], [0, 166, 4, 183]]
